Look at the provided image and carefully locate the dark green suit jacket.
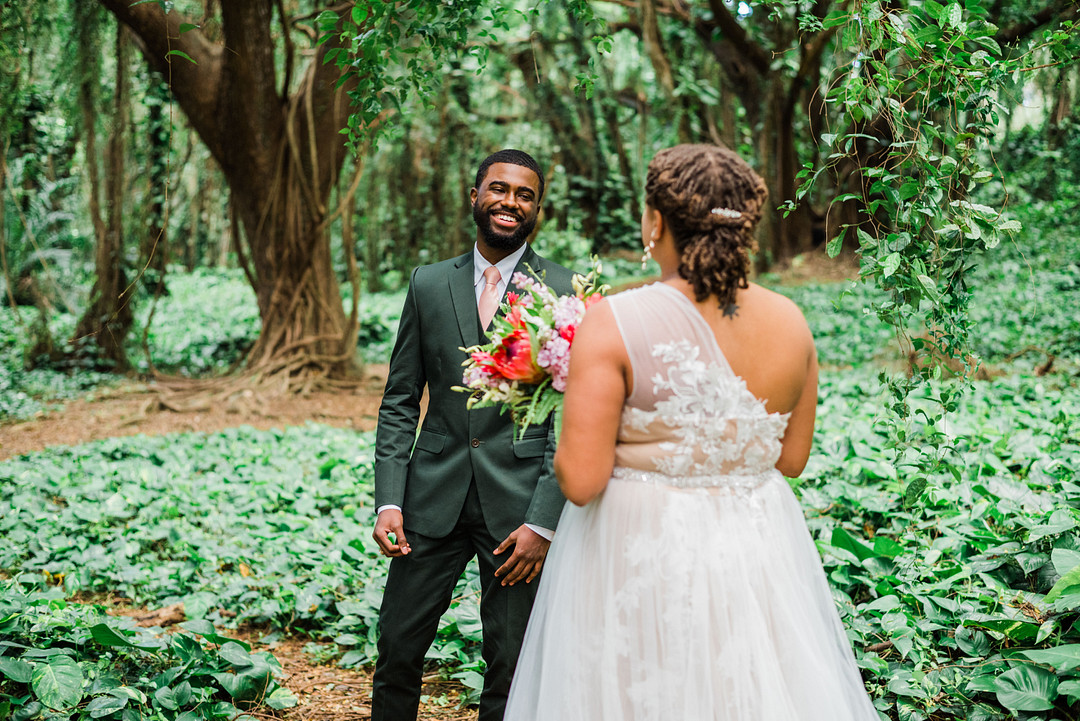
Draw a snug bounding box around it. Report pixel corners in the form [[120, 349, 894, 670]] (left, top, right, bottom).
[[373, 246, 577, 541]]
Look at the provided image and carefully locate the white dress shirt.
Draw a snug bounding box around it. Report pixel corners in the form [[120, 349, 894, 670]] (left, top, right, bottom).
[[377, 242, 555, 541]]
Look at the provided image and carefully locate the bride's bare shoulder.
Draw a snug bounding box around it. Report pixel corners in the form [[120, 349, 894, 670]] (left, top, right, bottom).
[[743, 283, 813, 341], [745, 283, 807, 319]]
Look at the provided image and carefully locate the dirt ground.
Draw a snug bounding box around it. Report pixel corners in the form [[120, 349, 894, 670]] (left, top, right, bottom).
[[0, 365, 392, 461]]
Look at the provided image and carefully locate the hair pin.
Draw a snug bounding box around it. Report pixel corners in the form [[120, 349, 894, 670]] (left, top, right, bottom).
[[711, 207, 743, 219]]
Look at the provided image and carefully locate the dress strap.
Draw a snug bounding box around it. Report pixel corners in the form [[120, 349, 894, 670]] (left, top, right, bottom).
[[608, 284, 735, 408]]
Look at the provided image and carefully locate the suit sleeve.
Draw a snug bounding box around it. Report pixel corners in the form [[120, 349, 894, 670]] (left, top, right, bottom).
[[373, 268, 426, 510], [523, 420, 565, 531]]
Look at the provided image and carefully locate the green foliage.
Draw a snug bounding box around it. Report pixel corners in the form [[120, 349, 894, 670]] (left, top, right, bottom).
[[2, 368, 1078, 717], [965, 205, 1080, 368], [0, 306, 116, 422], [325, 1, 508, 151], [135, 269, 260, 376], [327, 0, 608, 151], [781, 200, 1080, 373], [134, 269, 404, 375], [804, 367, 1080, 719], [0, 424, 483, 675], [794, 2, 1080, 519], [0, 576, 297, 720]]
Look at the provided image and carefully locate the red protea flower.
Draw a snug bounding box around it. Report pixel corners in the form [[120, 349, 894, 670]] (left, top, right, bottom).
[[470, 350, 496, 368], [490, 329, 544, 383]]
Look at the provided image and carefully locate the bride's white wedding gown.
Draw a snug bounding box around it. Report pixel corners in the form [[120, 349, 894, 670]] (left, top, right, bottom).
[[504, 283, 879, 720]]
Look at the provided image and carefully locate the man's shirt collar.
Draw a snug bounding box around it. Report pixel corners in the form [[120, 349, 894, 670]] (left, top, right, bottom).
[[473, 243, 528, 287]]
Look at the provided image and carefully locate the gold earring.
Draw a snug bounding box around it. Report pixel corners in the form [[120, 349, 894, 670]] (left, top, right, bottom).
[[641, 239, 656, 270]]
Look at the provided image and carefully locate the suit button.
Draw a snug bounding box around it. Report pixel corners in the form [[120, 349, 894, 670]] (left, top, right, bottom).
[[471, 438, 480, 448]]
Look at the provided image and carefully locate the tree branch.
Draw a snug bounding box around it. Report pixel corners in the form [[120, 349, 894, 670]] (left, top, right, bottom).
[[641, 0, 677, 100], [703, 0, 770, 73], [97, 0, 223, 156], [996, 0, 1080, 46]]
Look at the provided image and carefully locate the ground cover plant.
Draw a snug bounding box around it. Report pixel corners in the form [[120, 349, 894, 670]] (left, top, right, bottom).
[[2, 208, 1078, 719], [2, 368, 1078, 718], [0, 578, 298, 720], [0, 307, 118, 422], [0, 424, 487, 716]]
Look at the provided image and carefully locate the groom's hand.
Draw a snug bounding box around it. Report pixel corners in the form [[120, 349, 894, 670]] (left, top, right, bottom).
[[373, 509, 411, 557], [493, 525, 550, 586]]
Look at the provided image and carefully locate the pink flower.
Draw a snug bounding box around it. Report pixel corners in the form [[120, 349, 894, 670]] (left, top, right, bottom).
[[559, 324, 576, 343]]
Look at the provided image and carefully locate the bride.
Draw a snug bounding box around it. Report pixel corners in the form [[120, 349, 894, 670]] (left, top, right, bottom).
[[503, 145, 880, 720]]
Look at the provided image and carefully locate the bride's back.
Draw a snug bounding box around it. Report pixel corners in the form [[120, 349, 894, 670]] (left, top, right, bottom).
[[678, 281, 815, 416], [607, 281, 809, 482]]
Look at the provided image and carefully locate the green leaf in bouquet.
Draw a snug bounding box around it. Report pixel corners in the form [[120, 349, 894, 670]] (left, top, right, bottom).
[[518, 380, 560, 439]]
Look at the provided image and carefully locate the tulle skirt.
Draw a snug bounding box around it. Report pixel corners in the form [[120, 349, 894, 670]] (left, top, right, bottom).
[[504, 470, 880, 721]]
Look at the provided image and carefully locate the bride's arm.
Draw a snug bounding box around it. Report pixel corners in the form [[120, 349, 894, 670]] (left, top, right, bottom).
[[775, 343, 818, 478], [553, 299, 629, 506]]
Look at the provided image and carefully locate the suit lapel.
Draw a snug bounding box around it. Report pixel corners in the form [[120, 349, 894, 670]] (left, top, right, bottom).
[[507, 245, 540, 297], [449, 253, 481, 348], [453, 245, 543, 345]]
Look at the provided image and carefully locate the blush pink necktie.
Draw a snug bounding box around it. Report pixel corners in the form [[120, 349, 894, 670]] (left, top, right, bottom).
[[478, 266, 502, 329]]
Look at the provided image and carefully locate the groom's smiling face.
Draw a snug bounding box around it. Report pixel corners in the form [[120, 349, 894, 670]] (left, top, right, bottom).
[[471, 163, 541, 253]]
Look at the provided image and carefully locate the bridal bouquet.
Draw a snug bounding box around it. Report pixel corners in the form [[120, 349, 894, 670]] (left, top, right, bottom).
[[457, 258, 608, 437]]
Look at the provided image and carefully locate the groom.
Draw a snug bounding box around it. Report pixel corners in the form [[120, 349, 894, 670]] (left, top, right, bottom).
[[370, 149, 576, 721]]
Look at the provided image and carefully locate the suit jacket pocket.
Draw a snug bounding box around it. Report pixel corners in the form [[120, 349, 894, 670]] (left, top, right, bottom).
[[512, 433, 547, 459], [413, 428, 446, 454]]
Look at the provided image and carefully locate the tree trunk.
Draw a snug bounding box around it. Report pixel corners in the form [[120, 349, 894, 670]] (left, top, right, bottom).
[[99, 0, 362, 388], [0, 144, 17, 317], [72, 8, 132, 372], [142, 72, 169, 296]]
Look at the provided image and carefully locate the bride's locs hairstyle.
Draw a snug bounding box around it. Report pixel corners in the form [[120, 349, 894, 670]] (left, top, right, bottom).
[[645, 144, 768, 313]]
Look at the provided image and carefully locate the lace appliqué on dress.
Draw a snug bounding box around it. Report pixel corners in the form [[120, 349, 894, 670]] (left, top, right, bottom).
[[622, 340, 790, 483]]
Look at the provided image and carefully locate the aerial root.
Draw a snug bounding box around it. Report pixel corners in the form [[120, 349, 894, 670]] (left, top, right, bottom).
[[151, 348, 363, 415]]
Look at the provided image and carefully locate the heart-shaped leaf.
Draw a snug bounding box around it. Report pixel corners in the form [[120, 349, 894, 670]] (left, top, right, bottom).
[[994, 665, 1058, 711], [31, 656, 83, 710]]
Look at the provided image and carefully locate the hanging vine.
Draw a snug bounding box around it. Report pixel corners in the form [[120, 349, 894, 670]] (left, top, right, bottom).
[[793, 1, 1079, 502]]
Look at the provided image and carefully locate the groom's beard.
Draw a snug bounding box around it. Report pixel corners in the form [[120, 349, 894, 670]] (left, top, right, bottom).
[[473, 202, 537, 251]]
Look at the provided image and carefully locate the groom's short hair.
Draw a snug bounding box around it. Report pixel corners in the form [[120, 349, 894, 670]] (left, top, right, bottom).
[[475, 149, 545, 201]]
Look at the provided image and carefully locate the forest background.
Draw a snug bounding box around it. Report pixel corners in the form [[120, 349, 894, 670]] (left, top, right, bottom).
[[1, 0, 1080, 720]]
